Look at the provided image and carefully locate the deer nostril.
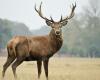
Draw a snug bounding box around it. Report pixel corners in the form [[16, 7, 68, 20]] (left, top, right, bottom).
[[56, 31, 60, 35]]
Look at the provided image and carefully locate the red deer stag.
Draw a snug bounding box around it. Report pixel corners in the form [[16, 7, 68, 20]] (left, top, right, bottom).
[[2, 2, 76, 80]]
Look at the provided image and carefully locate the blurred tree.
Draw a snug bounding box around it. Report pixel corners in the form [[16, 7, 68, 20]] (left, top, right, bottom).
[[81, 0, 100, 57], [0, 18, 32, 51]]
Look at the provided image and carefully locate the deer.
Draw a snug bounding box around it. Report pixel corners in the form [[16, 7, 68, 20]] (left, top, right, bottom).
[[2, 2, 76, 80]]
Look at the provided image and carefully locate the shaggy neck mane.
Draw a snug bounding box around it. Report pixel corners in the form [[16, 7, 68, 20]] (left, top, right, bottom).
[[49, 30, 63, 54]]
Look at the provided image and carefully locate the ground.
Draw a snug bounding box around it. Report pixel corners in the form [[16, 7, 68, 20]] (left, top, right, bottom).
[[0, 57, 100, 80]]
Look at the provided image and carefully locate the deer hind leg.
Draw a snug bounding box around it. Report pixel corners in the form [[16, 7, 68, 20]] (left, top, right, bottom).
[[2, 56, 15, 78], [37, 60, 42, 79], [12, 57, 24, 79], [43, 59, 49, 80]]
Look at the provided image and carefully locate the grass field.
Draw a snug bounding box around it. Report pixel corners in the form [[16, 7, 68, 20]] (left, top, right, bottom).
[[0, 57, 100, 80]]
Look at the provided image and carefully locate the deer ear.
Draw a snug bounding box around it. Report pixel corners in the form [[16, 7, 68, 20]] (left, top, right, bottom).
[[61, 20, 68, 26], [46, 20, 52, 26]]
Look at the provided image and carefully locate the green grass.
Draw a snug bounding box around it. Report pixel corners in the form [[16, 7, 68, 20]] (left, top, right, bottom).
[[0, 57, 100, 80]]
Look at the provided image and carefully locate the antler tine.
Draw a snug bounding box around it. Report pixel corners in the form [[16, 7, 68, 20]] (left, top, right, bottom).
[[67, 2, 76, 19], [35, 4, 38, 13], [60, 15, 63, 22], [35, 2, 45, 19], [50, 16, 54, 22], [60, 3, 76, 22], [35, 2, 51, 21], [39, 2, 43, 16]]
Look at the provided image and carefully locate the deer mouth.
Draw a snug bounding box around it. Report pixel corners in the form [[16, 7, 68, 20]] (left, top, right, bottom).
[[55, 33, 61, 37], [56, 33, 61, 36]]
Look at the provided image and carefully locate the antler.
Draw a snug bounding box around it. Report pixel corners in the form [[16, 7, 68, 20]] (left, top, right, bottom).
[[60, 3, 76, 22], [35, 2, 54, 22]]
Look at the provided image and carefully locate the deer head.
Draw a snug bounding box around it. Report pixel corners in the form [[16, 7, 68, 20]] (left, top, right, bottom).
[[35, 2, 76, 36]]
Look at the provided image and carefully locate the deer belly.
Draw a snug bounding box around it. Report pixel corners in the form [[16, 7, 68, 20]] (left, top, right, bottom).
[[24, 52, 53, 61], [24, 51, 47, 61], [24, 55, 43, 61]]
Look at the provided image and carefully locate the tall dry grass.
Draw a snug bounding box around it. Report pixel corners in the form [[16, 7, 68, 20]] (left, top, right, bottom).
[[0, 57, 100, 80]]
